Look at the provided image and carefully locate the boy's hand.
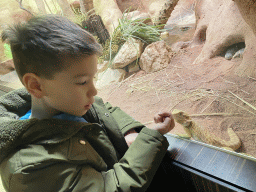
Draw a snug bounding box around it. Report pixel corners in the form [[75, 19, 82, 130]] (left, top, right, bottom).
[[124, 111, 175, 146], [152, 112, 175, 135], [124, 130, 139, 147]]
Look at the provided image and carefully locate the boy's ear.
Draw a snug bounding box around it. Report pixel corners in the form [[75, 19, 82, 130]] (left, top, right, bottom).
[[22, 73, 44, 98]]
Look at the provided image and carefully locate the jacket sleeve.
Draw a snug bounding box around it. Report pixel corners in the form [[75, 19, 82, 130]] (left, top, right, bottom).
[[102, 128, 169, 191], [104, 102, 146, 135], [4, 128, 168, 192]]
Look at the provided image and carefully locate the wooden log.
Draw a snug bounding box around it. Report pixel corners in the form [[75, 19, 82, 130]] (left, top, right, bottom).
[[83, 15, 110, 44], [153, 0, 179, 29]]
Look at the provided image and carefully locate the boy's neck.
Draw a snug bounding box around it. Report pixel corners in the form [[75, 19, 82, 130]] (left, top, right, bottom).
[[30, 95, 61, 120]]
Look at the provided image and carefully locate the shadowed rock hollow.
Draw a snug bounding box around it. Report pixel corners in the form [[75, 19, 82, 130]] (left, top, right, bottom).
[[190, 0, 256, 78]]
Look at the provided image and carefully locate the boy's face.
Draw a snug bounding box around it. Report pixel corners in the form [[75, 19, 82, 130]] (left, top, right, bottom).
[[38, 54, 98, 117]]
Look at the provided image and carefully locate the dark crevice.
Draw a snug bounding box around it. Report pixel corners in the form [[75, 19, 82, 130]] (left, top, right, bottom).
[[220, 42, 246, 60]]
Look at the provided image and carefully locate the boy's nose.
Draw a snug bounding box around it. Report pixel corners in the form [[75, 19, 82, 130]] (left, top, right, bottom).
[[88, 83, 97, 97], [92, 85, 97, 96]]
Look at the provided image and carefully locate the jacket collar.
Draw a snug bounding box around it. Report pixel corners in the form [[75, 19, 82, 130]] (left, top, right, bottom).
[[0, 87, 92, 164], [0, 87, 128, 164]]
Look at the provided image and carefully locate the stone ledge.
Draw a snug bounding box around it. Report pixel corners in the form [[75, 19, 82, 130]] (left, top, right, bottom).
[[0, 80, 24, 94]]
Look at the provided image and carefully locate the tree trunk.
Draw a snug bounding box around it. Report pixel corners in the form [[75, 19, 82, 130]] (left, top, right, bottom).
[[83, 15, 110, 44], [153, 0, 179, 29], [56, 0, 76, 19], [79, 0, 94, 14], [34, 0, 47, 14], [93, 0, 123, 35]]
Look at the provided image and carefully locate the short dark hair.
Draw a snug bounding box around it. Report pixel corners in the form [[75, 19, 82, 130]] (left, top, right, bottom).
[[1, 14, 102, 83]]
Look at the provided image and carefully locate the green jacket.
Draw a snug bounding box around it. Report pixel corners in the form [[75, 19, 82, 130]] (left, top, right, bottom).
[[0, 87, 169, 192]]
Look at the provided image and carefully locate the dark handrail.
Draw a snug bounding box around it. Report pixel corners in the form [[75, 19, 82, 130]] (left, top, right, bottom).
[[166, 134, 255, 191]]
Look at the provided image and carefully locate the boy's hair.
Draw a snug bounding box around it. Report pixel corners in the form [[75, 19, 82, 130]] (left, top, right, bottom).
[[1, 14, 102, 83]]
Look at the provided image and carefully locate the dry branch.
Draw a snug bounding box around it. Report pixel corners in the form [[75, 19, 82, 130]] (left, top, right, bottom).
[[16, 0, 34, 16]]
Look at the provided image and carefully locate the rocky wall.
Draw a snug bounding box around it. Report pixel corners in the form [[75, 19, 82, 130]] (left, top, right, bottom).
[[93, 0, 173, 35], [190, 0, 256, 78]]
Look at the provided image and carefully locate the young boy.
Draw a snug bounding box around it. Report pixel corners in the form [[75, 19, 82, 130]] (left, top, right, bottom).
[[0, 14, 174, 191]]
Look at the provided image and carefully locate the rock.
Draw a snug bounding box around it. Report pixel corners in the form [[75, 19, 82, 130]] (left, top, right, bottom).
[[112, 37, 143, 69], [232, 0, 256, 76], [96, 68, 126, 89], [190, 0, 256, 77], [166, 0, 195, 26], [0, 70, 20, 83], [225, 43, 245, 60], [127, 61, 140, 73], [164, 0, 196, 46], [123, 11, 152, 24], [225, 51, 235, 60], [97, 61, 109, 73], [0, 59, 15, 75], [233, 48, 245, 59], [94, 0, 176, 35], [160, 31, 170, 40], [171, 41, 191, 53], [233, 0, 256, 35], [148, 1, 172, 22], [139, 41, 173, 73]]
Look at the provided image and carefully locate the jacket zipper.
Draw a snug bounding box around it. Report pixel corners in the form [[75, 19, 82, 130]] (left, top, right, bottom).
[[90, 105, 120, 163], [90, 105, 108, 134]]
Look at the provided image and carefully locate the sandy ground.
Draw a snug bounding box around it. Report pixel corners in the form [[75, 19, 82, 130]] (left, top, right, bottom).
[[97, 44, 256, 158]]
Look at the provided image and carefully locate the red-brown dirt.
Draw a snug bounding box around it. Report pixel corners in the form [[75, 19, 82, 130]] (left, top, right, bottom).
[[97, 43, 256, 158]]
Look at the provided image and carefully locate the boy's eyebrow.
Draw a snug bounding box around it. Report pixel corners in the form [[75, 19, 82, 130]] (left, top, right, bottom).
[[73, 73, 87, 78], [73, 70, 98, 78]]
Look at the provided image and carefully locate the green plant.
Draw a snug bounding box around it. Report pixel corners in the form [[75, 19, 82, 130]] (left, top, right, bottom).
[[69, 9, 88, 28], [99, 9, 166, 66], [99, 28, 125, 63], [117, 11, 165, 44], [4, 43, 12, 60]]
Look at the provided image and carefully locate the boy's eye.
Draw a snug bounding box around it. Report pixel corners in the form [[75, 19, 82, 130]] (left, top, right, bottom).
[[77, 81, 87, 85]]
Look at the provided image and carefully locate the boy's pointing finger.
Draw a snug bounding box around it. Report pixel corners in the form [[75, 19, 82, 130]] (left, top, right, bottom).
[[158, 112, 172, 117]]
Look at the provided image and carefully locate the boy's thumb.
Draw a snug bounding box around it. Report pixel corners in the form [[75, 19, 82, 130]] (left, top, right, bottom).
[[164, 116, 175, 129], [163, 116, 171, 125]]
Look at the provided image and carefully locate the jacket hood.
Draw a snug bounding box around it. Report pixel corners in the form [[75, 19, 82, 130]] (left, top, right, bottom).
[[0, 87, 89, 164]]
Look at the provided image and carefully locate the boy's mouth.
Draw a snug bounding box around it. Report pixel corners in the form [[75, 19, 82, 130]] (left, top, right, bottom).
[[84, 104, 92, 109]]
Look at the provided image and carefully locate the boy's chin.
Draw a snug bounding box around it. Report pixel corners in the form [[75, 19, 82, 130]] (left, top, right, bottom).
[[82, 109, 90, 116]]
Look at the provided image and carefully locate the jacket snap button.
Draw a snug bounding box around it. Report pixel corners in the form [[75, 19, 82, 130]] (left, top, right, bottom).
[[79, 140, 86, 145], [105, 113, 109, 117]]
